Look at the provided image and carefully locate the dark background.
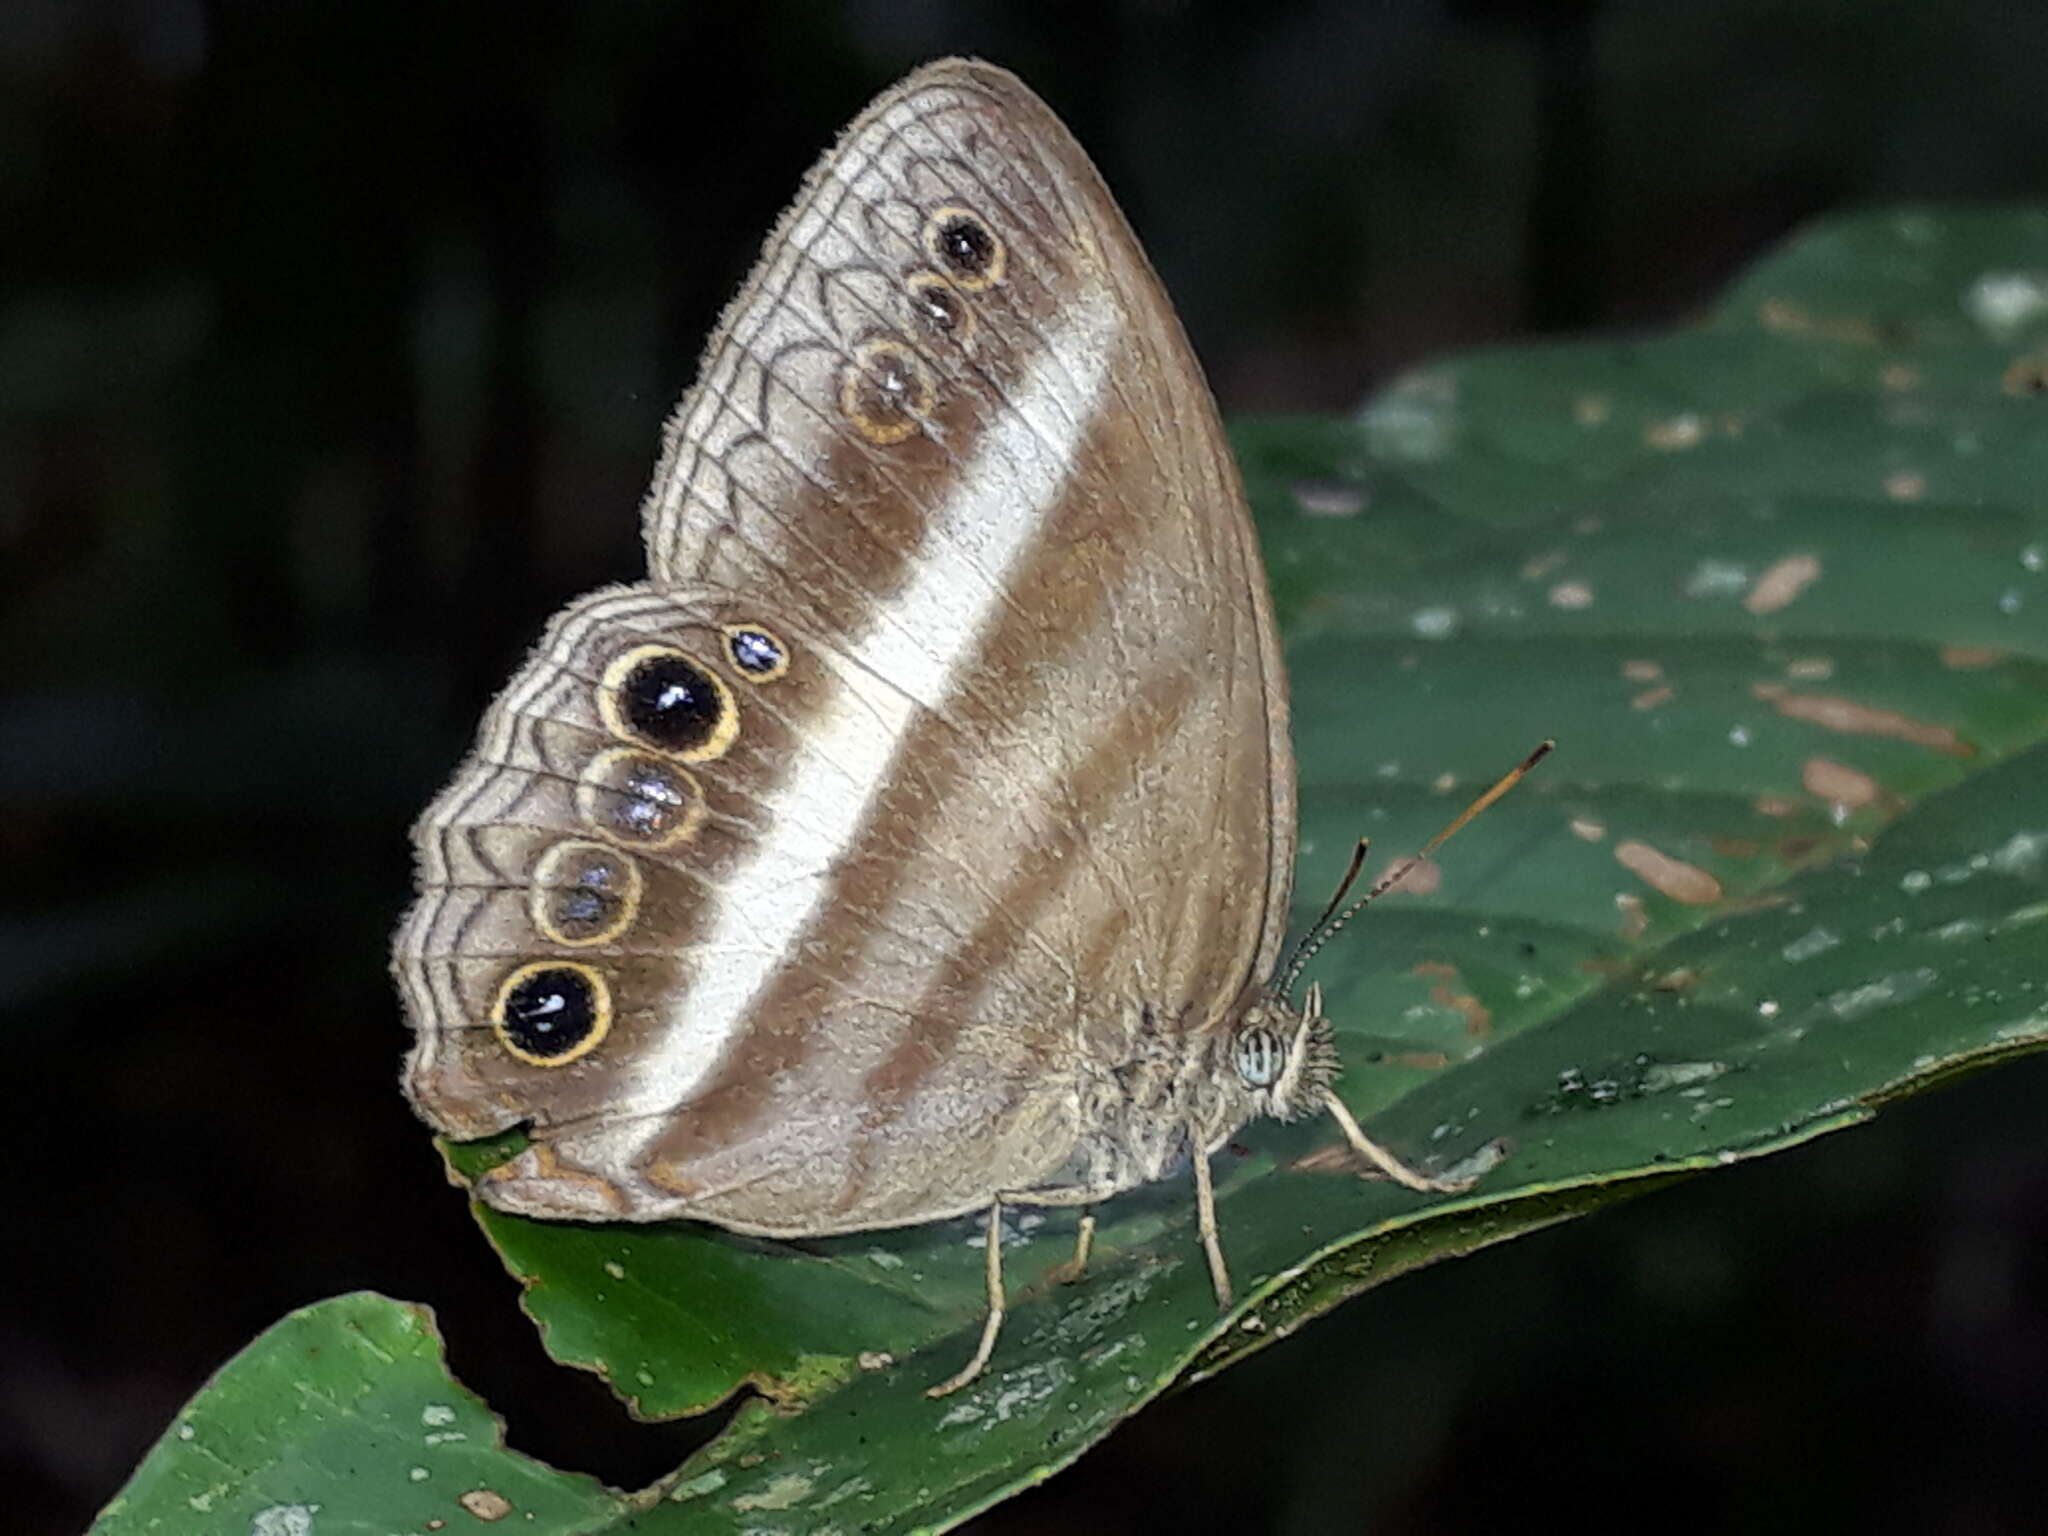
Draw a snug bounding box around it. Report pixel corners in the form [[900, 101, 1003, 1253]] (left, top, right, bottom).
[[9, 3, 2048, 1532]]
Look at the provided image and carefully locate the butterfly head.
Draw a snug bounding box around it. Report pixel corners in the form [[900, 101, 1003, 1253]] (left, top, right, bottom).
[[1232, 981, 1337, 1125]]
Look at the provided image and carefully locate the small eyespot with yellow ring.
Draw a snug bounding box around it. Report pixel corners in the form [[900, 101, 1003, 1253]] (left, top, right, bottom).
[[529, 839, 643, 947], [576, 747, 706, 849], [721, 622, 790, 683], [837, 336, 936, 446], [923, 206, 1005, 291], [598, 644, 737, 761], [906, 270, 975, 343], [491, 960, 611, 1067]]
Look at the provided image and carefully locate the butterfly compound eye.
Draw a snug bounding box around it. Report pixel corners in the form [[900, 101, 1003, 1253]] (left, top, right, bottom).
[[923, 206, 1005, 290], [492, 961, 611, 1066], [598, 644, 737, 761], [1233, 1025, 1286, 1089]]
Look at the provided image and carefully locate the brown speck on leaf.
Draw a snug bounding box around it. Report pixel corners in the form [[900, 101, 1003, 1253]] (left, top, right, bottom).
[[858, 1350, 895, 1371], [1450, 994, 1492, 1037], [1941, 644, 2006, 669], [1752, 683, 1974, 756], [1759, 298, 1808, 333], [1614, 839, 1725, 904], [1711, 837, 1763, 858], [1757, 298, 1883, 344], [1648, 967, 1702, 992], [1383, 1049, 1454, 1069], [1549, 580, 1595, 609], [1802, 757, 1882, 808], [1615, 892, 1650, 940], [1880, 362, 1921, 391], [459, 1489, 513, 1522], [1573, 393, 1613, 426], [1521, 549, 1567, 581], [1884, 469, 1927, 501], [2002, 355, 2048, 396], [1432, 770, 1458, 794], [1293, 1143, 1362, 1174], [1621, 659, 1664, 682], [1382, 857, 1442, 896], [1646, 413, 1704, 451], [1754, 793, 1800, 817], [1785, 656, 1835, 680], [1570, 817, 1607, 842], [1631, 685, 1675, 710], [1744, 554, 1822, 614], [1413, 960, 1492, 1037]]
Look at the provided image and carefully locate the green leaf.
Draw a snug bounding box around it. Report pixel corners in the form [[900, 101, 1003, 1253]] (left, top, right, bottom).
[[105, 207, 2048, 1533], [91, 1293, 629, 1534]]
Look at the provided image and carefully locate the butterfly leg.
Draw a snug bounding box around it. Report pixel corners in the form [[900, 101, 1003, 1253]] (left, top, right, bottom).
[[1191, 1146, 1233, 1307], [1045, 1208, 1096, 1286], [1321, 1088, 1477, 1194], [927, 1201, 1007, 1398]]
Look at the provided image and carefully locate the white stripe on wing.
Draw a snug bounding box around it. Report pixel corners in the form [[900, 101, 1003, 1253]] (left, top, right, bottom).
[[620, 287, 1123, 1124]]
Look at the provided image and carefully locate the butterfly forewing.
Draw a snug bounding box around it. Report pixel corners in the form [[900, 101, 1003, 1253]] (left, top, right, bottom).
[[396, 60, 1294, 1238]]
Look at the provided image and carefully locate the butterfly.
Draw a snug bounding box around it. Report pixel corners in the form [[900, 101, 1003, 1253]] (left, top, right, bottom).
[[393, 56, 1511, 1396]]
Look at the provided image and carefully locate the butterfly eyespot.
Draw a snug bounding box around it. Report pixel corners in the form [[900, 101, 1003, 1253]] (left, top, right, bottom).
[[599, 644, 736, 760], [1233, 1025, 1286, 1089], [906, 271, 974, 342], [721, 622, 790, 682], [838, 336, 936, 446], [923, 206, 1005, 290], [492, 961, 611, 1066], [530, 839, 643, 946], [576, 747, 705, 848]]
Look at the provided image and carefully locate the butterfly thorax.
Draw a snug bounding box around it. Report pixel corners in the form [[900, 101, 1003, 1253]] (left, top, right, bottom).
[[1057, 989, 1338, 1199]]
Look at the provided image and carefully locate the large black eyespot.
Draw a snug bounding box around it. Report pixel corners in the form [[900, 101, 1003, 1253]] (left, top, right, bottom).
[[492, 961, 610, 1066], [576, 748, 704, 848], [530, 839, 642, 946], [924, 206, 1004, 290], [1233, 1023, 1285, 1089], [599, 645, 735, 760], [722, 623, 789, 682]]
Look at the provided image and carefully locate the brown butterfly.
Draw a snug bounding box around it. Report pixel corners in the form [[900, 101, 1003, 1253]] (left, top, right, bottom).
[[393, 56, 1508, 1396]]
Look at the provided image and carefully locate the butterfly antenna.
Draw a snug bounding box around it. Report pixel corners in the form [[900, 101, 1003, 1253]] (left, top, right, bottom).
[[1280, 739, 1554, 998], [1301, 837, 1373, 946]]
